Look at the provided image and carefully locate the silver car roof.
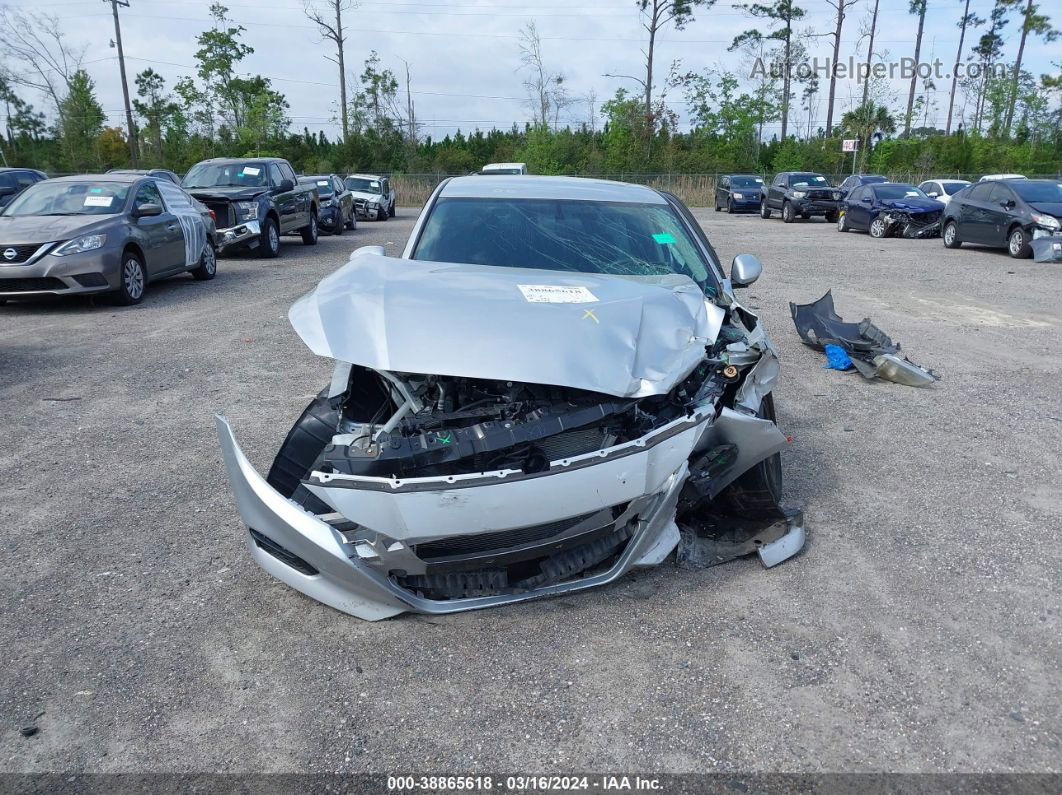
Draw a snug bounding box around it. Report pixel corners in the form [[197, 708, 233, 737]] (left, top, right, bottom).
[[439, 175, 667, 204]]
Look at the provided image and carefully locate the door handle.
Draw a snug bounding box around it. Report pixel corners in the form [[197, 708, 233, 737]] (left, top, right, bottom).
[[166, 223, 178, 231]]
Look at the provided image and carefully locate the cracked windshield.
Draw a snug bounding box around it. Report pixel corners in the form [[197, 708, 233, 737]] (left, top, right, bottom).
[[413, 197, 713, 289]]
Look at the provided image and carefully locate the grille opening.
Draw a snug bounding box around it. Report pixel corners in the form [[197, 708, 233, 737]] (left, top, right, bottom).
[[0, 277, 67, 293], [249, 528, 319, 576]]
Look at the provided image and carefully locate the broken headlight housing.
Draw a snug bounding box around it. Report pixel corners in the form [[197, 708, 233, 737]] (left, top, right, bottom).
[[53, 234, 106, 256], [234, 201, 259, 222], [1031, 212, 1060, 231]]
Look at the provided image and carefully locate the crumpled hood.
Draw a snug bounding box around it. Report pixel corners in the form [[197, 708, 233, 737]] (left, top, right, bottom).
[[348, 190, 384, 203], [0, 214, 117, 243], [289, 253, 725, 398], [881, 198, 945, 213], [185, 186, 267, 202]]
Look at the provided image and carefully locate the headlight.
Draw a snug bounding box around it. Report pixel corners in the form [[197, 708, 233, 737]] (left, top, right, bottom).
[[320, 197, 335, 207], [833, 191, 843, 200], [368, 201, 380, 209], [1031, 212, 1060, 230], [792, 191, 806, 199], [53, 234, 106, 256], [234, 201, 259, 221], [732, 192, 743, 199]]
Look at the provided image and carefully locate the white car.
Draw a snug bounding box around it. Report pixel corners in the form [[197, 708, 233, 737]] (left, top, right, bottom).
[[917, 179, 971, 206], [480, 162, 527, 175], [343, 174, 395, 221], [979, 174, 1026, 182]]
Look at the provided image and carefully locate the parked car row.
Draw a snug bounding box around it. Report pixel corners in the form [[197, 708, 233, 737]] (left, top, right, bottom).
[[714, 170, 1061, 259]]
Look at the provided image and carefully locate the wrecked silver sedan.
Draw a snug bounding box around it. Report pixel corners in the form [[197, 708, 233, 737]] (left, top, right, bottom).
[[216, 176, 805, 620]]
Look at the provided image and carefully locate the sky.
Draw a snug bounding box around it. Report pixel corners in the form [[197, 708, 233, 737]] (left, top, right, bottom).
[[5, 0, 1062, 140]]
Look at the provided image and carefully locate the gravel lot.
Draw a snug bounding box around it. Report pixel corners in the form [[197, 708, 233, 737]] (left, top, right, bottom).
[[1, 206, 1059, 775]]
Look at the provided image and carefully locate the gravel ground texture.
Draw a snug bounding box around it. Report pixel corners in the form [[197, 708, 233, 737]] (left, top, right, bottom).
[[1, 207, 1059, 775]]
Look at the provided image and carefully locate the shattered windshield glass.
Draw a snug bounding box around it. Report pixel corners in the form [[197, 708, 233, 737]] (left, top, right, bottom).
[[413, 197, 713, 288]]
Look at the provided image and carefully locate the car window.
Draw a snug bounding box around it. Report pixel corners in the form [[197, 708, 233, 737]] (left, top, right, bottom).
[[967, 183, 994, 201], [16, 172, 39, 188], [279, 162, 297, 184], [790, 173, 828, 187], [346, 177, 383, 193], [941, 181, 969, 195], [3, 180, 130, 216], [134, 181, 163, 210], [848, 186, 866, 202], [0, 173, 16, 189], [268, 163, 284, 187], [332, 177, 344, 193], [720, 178, 729, 188], [1009, 181, 1062, 203], [413, 197, 713, 289], [986, 184, 1014, 204], [773, 175, 786, 187], [919, 182, 937, 194]]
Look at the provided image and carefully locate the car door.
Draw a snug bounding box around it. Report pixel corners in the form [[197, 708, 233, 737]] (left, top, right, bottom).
[[333, 176, 351, 220], [268, 162, 297, 232], [769, 174, 786, 208], [717, 176, 729, 206], [282, 161, 309, 227], [845, 186, 869, 229], [985, 183, 1017, 246], [132, 180, 185, 275], [959, 182, 993, 243]]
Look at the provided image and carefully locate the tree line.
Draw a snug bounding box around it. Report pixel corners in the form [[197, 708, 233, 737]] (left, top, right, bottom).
[[1, 1, 1059, 184]]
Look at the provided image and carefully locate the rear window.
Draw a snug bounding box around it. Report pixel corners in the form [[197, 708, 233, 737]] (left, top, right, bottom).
[[940, 181, 969, 195]]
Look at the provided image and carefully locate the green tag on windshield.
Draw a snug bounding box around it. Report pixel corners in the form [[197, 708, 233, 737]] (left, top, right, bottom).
[[652, 233, 676, 244]]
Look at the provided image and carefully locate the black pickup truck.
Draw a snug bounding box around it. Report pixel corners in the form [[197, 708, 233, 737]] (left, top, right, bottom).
[[182, 157, 319, 257], [760, 171, 842, 223]]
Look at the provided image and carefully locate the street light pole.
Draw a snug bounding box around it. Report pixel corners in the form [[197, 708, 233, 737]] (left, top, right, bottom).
[[105, 0, 139, 167]]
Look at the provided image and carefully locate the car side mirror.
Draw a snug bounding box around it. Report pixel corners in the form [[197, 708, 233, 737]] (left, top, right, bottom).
[[134, 202, 163, 217], [730, 253, 762, 287], [277, 179, 294, 192], [926, 191, 939, 197], [350, 244, 385, 261], [862, 196, 873, 203], [1000, 200, 1014, 209]]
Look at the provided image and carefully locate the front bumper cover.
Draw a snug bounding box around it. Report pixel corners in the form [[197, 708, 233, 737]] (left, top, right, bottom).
[[216, 401, 801, 620], [216, 219, 261, 253], [0, 247, 122, 297]]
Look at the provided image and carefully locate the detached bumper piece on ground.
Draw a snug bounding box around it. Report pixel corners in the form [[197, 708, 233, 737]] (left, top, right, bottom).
[[1031, 236, 1062, 263], [790, 290, 937, 387], [216, 253, 805, 620]]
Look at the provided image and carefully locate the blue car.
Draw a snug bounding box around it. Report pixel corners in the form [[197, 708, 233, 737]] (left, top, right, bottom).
[[837, 183, 946, 238], [714, 174, 765, 213]]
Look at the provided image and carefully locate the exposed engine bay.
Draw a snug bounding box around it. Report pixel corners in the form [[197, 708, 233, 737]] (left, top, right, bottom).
[[879, 209, 942, 238]]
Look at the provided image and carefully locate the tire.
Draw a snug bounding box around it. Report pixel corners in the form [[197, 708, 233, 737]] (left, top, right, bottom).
[[1007, 226, 1031, 258], [332, 216, 345, 236], [389, 201, 396, 218], [801, 211, 811, 219], [760, 199, 771, 219], [344, 208, 356, 230], [266, 390, 338, 500], [869, 217, 887, 238], [715, 393, 783, 515], [714, 200, 720, 212], [190, 242, 217, 280], [258, 217, 280, 258], [942, 220, 962, 248], [825, 209, 839, 223], [782, 201, 795, 223], [727, 199, 735, 213], [301, 212, 319, 245], [114, 251, 146, 306], [376, 207, 387, 222], [837, 211, 849, 232]]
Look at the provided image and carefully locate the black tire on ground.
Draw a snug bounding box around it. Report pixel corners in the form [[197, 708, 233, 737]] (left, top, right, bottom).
[[943, 220, 962, 248], [760, 199, 771, 219], [266, 390, 339, 500], [825, 209, 839, 223], [715, 201, 720, 211], [301, 212, 319, 245], [345, 208, 356, 230], [332, 217, 345, 236], [727, 199, 735, 213], [782, 201, 795, 223], [259, 217, 280, 258], [114, 250, 146, 306], [715, 393, 783, 515], [191, 242, 218, 280], [389, 202, 396, 218], [1008, 226, 1032, 258], [801, 211, 811, 219]]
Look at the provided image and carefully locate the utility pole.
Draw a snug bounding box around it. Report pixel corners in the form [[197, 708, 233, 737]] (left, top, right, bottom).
[[105, 0, 139, 166]]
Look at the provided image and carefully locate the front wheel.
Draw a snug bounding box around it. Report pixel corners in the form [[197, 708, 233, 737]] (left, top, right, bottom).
[[301, 212, 319, 245], [1008, 226, 1031, 258], [114, 251, 146, 305], [781, 201, 795, 223], [825, 209, 839, 223], [715, 393, 782, 514], [727, 199, 735, 214], [344, 208, 356, 230], [869, 217, 887, 238], [191, 242, 217, 280], [837, 212, 849, 232], [389, 202, 396, 218], [258, 217, 280, 258], [942, 220, 962, 249], [760, 199, 771, 219]]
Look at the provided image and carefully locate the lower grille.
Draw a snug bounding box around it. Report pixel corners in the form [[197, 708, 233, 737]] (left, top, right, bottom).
[[806, 190, 833, 200], [0, 244, 44, 264], [0, 276, 66, 292], [250, 528, 319, 576], [72, 272, 109, 288]]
